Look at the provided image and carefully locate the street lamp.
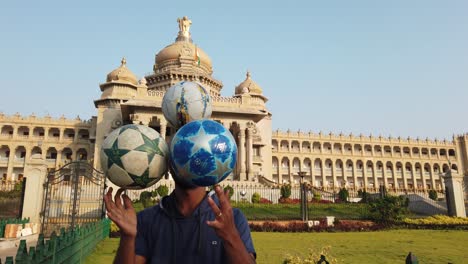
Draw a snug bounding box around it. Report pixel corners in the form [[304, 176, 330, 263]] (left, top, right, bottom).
[[298, 171, 308, 221]]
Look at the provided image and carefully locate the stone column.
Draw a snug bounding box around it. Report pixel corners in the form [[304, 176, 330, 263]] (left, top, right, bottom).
[[246, 128, 253, 179], [6, 145, 15, 180], [44, 127, 49, 140], [392, 164, 398, 189], [331, 160, 337, 189], [22, 154, 48, 225], [55, 151, 62, 169], [238, 129, 246, 181], [12, 125, 18, 139], [430, 168, 436, 190], [372, 164, 378, 189], [352, 161, 358, 190], [74, 129, 79, 142], [382, 165, 388, 188], [278, 158, 283, 184], [402, 168, 408, 189], [362, 165, 368, 191], [59, 128, 64, 142], [321, 162, 326, 188], [411, 164, 417, 189], [288, 159, 293, 184], [160, 120, 167, 139], [441, 170, 466, 217]]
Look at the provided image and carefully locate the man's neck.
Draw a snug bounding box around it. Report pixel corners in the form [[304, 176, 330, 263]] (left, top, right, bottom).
[[173, 185, 206, 217]]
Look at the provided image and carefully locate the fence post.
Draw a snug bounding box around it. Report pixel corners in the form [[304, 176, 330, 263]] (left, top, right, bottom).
[[15, 240, 28, 264]]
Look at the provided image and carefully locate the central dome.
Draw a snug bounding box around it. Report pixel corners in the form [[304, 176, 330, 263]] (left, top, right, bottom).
[[155, 41, 212, 70]]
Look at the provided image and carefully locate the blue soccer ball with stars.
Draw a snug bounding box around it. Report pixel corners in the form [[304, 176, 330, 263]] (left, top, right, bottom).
[[100, 124, 169, 189], [170, 119, 237, 187]]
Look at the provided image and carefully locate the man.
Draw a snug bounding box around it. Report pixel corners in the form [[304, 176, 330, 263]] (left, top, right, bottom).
[[104, 184, 256, 263]]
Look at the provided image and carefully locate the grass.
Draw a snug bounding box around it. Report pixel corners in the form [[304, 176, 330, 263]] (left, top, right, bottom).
[[233, 202, 369, 220], [133, 201, 369, 220], [86, 230, 468, 263]]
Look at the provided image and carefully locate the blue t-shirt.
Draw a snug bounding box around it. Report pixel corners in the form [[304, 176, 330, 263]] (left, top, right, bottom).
[[135, 192, 256, 263]]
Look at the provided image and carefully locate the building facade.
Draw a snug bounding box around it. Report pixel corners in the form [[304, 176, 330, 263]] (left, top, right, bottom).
[[1, 17, 467, 194]]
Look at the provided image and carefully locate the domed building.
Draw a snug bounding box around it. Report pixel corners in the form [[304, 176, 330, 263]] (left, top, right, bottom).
[[93, 17, 272, 183], [1, 17, 468, 201]]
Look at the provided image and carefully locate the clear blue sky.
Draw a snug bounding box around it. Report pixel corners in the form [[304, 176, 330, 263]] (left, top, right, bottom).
[[1, 0, 467, 140]]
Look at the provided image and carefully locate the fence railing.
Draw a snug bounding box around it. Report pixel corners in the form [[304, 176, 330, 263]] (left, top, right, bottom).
[[4, 219, 110, 264], [0, 180, 26, 219]]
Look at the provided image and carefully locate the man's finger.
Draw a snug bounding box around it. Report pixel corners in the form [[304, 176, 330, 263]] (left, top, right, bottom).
[[114, 188, 125, 209], [206, 219, 221, 229], [215, 185, 231, 210], [104, 188, 116, 211], [122, 194, 134, 210], [207, 196, 222, 217]]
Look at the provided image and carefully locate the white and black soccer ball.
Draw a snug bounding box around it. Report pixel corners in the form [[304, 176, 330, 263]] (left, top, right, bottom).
[[162, 81, 212, 129], [100, 124, 169, 189]]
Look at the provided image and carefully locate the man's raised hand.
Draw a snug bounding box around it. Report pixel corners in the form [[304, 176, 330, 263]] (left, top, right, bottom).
[[103, 187, 137, 238]]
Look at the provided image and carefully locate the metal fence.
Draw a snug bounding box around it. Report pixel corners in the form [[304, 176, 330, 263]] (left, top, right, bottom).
[[124, 180, 448, 220], [4, 219, 111, 264], [0, 180, 26, 219]]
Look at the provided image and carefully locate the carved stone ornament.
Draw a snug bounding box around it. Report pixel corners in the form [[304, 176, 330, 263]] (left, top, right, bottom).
[[111, 119, 123, 129]]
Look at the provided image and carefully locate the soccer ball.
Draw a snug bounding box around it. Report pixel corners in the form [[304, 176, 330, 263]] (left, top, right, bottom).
[[100, 124, 169, 189], [162, 81, 212, 129], [170, 119, 237, 187]]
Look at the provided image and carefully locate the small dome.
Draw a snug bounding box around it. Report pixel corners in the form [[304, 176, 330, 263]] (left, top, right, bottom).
[[106, 58, 138, 85], [235, 71, 263, 95]]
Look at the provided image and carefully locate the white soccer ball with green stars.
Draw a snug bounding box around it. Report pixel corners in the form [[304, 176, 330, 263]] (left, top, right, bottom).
[[100, 124, 168, 189]]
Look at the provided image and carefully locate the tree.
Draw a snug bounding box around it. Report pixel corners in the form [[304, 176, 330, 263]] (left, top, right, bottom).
[[428, 189, 438, 201], [140, 191, 153, 208], [157, 185, 169, 197], [368, 195, 409, 225], [280, 184, 292, 199], [338, 188, 349, 202]]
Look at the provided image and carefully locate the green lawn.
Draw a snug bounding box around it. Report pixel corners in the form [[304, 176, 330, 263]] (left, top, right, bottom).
[[134, 202, 369, 220], [234, 202, 369, 220], [86, 230, 468, 263]]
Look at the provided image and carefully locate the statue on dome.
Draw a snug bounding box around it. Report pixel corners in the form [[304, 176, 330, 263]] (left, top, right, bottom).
[[177, 16, 192, 36]]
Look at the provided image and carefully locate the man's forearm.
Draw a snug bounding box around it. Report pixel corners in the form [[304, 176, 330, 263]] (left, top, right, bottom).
[[223, 232, 256, 264], [114, 235, 137, 264]]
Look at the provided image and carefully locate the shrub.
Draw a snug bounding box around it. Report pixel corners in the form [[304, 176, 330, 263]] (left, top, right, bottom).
[[358, 189, 371, 203], [249, 220, 384, 233], [259, 197, 273, 204], [223, 185, 234, 200], [338, 188, 349, 202], [313, 192, 321, 201], [278, 198, 301, 204], [428, 189, 438, 201], [402, 215, 468, 226], [157, 185, 169, 197], [251, 192, 261, 203], [280, 184, 292, 199], [368, 195, 409, 225], [140, 191, 153, 208]]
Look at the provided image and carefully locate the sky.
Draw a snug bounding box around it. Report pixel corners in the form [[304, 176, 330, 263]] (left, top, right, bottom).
[[0, 0, 467, 140]]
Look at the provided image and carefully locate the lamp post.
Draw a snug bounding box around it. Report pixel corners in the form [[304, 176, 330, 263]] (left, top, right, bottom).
[[298, 171, 308, 221]]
